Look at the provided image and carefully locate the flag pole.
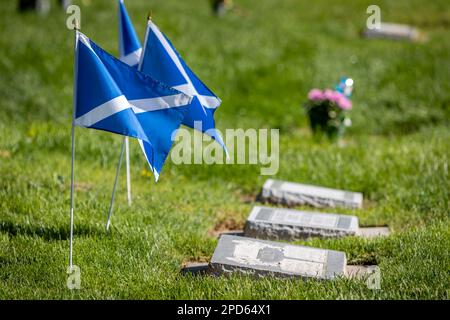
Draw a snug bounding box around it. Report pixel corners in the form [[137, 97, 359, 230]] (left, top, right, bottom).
[[119, 1, 132, 207], [125, 136, 131, 206], [105, 12, 154, 231], [106, 138, 126, 231], [69, 28, 80, 268]]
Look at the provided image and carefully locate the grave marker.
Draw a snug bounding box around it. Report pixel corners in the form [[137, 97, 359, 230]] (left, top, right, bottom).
[[210, 235, 346, 280], [363, 22, 424, 42], [244, 206, 359, 240], [260, 179, 363, 209]]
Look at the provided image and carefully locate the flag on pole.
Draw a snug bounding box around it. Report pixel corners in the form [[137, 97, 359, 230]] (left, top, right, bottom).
[[75, 32, 148, 141], [118, 0, 142, 67], [118, 0, 143, 205], [139, 20, 227, 154], [75, 32, 192, 179]]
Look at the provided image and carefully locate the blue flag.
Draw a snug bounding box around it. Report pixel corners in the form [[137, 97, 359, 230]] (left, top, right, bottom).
[[139, 20, 227, 154], [74, 32, 192, 180], [118, 0, 142, 67]]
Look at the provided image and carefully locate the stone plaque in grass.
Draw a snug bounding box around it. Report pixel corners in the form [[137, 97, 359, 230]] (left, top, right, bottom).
[[244, 206, 359, 240], [260, 179, 363, 209], [210, 235, 346, 280], [362, 22, 424, 42]]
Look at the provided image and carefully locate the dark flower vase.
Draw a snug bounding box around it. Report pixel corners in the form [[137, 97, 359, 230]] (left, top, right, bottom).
[[306, 103, 345, 140]]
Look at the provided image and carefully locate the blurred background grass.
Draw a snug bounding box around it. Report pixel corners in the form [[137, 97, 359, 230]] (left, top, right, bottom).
[[0, 0, 449, 299]]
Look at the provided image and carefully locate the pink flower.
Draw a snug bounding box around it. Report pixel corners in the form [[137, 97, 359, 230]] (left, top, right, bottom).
[[308, 88, 353, 110], [308, 89, 324, 101], [323, 89, 336, 101], [326, 90, 343, 104], [337, 96, 352, 110]]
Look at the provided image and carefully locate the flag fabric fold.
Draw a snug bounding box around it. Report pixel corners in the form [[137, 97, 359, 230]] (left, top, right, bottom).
[[139, 20, 228, 153], [118, 0, 142, 67], [75, 31, 192, 180], [75, 32, 148, 142]]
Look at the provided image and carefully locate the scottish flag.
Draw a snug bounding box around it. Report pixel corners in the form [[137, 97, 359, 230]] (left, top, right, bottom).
[[75, 32, 192, 180], [118, 0, 141, 67], [139, 20, 227, 153]]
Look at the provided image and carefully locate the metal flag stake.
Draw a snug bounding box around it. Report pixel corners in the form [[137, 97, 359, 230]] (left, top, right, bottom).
[[106, 139, 126, 231], [69, 27, 80, 269]]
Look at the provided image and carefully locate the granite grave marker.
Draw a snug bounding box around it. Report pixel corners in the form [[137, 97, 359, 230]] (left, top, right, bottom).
[[260, 179, 363, 209], [210, 235, 346, 280], [244, 206, 359, 240]]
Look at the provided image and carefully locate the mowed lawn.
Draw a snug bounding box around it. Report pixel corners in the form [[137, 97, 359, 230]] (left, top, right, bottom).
[[0, 0, 449, 299]]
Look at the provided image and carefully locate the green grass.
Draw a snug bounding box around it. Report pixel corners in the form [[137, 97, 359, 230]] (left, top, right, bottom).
[[0, 0, 449, 299]]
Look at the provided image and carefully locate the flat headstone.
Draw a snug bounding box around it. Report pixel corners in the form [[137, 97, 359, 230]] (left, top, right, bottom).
[[244, 206, 359, 240], [363, 23, 423, 42], [260, 179, 363, 209], [210, 235, 346, 280]]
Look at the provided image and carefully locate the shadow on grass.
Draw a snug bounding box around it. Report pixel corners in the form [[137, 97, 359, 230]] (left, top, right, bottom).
[[0, 221, 105, 241], [347, 251, 378, 266]]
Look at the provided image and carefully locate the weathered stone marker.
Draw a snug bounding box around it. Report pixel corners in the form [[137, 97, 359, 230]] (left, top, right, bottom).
[[362, 22, 424, 42], [244, 206, 359, 240], [210, 235, 346, 280], [260, 179, 363, 209]]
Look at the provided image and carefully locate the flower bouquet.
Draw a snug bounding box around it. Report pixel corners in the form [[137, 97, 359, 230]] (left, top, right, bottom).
[[304, 78, 353, 139]]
